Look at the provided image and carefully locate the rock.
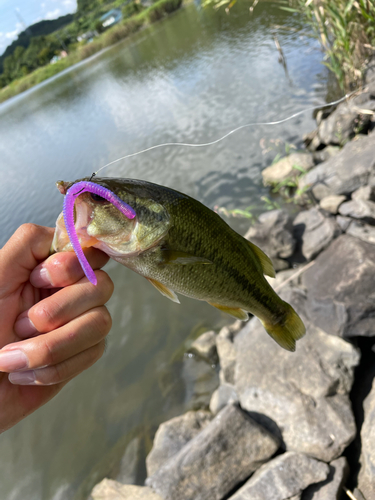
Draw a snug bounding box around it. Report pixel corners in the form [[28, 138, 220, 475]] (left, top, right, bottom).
[[293, 207, 341, 261], [209, 383, 238, 415], [339, 199, 375, 223], [228, 452, 329, 500], [301, 457, 349, 500], [179, 351, 220, 410], [262, 153, 314, 185], [91, 480, 163, 500], [318, 102, 371, 146], [299, 134, 375, 200], [352, 185, 375, 202], [216, 322, 242, 385], [302, 235, 375, 337], [365, 59, 375, 84], [315, 108, 332, 125], [235, 311, 360, 462], [347, 220, 375, 245], [303, 129, 321, 152], [266, 267, 303, 292], [352, 488, 366, 500], [313, 146, 340, 164], [319, 195, 346, 214], [146, 404, 279, 500], [189, 330, 218, 364], [358, 378, 375, 500], [115, 437, 141, 485], [336, 215, 352, 232], [245, 210, 295, 270], [146, 410, 212, 477]]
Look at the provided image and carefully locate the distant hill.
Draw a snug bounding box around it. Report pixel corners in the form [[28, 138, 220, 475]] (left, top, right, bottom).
[[0, 14, 74, 73]]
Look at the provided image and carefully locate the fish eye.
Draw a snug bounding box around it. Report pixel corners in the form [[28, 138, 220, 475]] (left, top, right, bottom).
[[90, 193, 106, 202]]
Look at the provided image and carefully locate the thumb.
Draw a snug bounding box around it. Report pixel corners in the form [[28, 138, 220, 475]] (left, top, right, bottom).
[[0, 224, 54, 295]]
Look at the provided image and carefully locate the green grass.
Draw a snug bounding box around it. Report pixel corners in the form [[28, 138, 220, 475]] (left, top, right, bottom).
[[0, 0, 184, 104]]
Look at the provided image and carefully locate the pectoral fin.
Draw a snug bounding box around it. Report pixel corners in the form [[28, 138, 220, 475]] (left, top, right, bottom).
[[160, 249, 213, 266], [208, 302, 249, 321], [146, 278, 180, 304], [246, 240, 275, 278]]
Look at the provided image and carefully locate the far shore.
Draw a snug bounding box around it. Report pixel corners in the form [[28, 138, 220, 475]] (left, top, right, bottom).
[[0, 0, 184, 105]]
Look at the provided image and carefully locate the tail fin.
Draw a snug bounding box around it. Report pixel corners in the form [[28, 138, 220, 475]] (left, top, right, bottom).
[[261, 302, 306, 352]]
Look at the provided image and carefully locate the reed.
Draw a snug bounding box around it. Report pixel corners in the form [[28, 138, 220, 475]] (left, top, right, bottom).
[[282, 0, 375, 89]]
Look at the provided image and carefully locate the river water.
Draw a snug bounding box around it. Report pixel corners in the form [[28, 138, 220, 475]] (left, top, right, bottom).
[[0, 2, 328, 499]]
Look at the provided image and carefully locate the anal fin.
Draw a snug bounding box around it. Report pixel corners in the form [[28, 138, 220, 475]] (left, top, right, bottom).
[[147, 278, 180, 304], [246, 240, 275, 278], [208, 302, 249, 321]]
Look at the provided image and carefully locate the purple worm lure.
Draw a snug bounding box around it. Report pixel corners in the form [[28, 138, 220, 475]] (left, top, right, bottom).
[[63, 181, 136, 285]]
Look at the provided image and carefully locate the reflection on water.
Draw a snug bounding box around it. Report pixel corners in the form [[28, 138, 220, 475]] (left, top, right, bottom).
[[0, 2, 328, 499]]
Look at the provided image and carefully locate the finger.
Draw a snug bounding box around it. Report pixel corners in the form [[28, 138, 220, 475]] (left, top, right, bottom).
[[8, 340, 106, 385], [0, 306, 111, 372], [0, 224, 54, 295], [14, 271, 113, 338], [30, 248, 110, 288]]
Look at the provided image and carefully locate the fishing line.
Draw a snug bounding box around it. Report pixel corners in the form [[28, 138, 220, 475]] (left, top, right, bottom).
[[92, 88, 362, 178]]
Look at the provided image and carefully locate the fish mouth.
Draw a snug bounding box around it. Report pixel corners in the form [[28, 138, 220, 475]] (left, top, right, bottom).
[[51, 198, 98, 254]]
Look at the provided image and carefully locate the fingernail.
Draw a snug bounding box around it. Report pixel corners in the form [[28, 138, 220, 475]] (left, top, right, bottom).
[[14, 317, 37, 337], [0, 350, 29, 371], [31, 265, 53, 288], [9, 371, 36, 385]]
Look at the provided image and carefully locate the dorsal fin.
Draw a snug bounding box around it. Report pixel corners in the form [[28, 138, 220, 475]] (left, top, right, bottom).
[[246, 241, 275, 278]]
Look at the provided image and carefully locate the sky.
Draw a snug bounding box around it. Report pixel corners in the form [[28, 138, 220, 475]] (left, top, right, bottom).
[[0, 0, 77, 55]]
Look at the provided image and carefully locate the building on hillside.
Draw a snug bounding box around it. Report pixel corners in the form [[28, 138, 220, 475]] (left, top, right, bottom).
[[100, 9, 123, 30], [77, 30, 99, 43]]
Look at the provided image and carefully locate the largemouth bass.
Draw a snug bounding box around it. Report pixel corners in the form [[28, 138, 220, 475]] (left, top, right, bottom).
[[52, 177, 305, 351]]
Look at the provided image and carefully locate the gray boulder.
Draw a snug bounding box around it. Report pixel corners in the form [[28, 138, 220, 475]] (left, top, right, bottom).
[[235, 311, 359, 462], [245, 210, 295, 271], [91, 480, 163, 500], [299, 133, 375, 200], [358, 378, 375, 500], [319, 195, 346, 214], [293, 207, 341, 260], [262, 153, 314, 185], [209, 383, 238, 415], [216, 323, 241, 385], [347, 220, 375, 245], [313, 145, 340, 164], [336, 215, 352, 232], [228, 452, 329, 500], [146, 404, 279, 500], [304, 129, 321, 151], [189, 330, 218, 365], [302, 235, 375, 337], [352, 185, 375, 202], [146, 410, 212, 477], [318, 101, 371, 146], [115, 437, 141, 485], [339, 198, 375, 223], [301, 457, 349, 500]]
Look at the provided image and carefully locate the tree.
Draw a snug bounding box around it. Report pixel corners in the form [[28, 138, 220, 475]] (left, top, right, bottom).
[[77, 0, 100, 15]]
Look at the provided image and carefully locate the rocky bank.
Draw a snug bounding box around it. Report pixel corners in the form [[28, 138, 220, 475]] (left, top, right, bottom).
[[89, 70, 375, 500]]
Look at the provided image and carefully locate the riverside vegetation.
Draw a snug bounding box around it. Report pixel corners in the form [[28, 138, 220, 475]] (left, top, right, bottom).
[[281, 0, 375, 90], [0, 0, 183, 104]]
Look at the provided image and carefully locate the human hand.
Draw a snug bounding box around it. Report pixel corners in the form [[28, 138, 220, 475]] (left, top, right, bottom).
[[0, 224, 113, 433]]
